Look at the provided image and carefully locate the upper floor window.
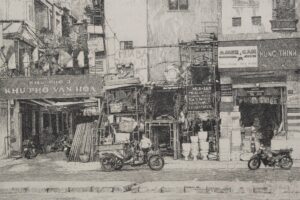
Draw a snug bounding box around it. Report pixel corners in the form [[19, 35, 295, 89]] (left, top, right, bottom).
[[252, 16, 261, 26], [120, 41, 133, 50], [168, 0, 188, 10], [272, 0, 295, 19], [232, 17, 241, 27]]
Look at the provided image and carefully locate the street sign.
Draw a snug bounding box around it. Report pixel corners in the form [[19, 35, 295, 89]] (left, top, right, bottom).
[[0, 75, 104, 99]]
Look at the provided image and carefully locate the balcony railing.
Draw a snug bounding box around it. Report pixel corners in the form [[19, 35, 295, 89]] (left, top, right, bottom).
[[271, 8, 298, 32]]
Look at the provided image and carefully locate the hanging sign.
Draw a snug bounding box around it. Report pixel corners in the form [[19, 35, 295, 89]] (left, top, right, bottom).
[[221, 84, 233, 96], [187, 84, 213, 111], [0, 75, 104, 99]]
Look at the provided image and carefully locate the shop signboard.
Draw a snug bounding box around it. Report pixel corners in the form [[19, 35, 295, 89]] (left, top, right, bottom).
[[258, 39, 299, 70], [0, 75, 103, 99], [218, 46, 258, 68], [219, 38, 300, 70], [187, 84, 213, 111]]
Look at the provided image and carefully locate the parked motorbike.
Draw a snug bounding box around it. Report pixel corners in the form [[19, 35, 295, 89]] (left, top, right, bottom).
[[23, 139, 40, 159], [63, 139, 72, 158], [248, 146, 293, 170], [99, 143, 165, 171]]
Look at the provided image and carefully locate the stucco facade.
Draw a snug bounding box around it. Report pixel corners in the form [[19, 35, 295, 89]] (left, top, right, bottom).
[[104, 0, 218, 83]]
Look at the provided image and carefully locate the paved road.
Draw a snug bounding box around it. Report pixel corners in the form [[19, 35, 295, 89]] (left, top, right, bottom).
[[0, 165, 299, 183], [1, 193, 299, 200], [0, 153, 299, 183]]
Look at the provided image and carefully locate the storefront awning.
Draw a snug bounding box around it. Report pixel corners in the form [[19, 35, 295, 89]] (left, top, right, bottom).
[[23, 99, 98, 109], [232, 75, 286, 88]]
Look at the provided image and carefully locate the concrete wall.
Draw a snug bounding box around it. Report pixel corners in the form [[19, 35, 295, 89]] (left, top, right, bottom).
[[105, 0, 148, 82], [105, 0, 218, 82], [0, 100, 8, 157], [0, 0, 35, 28], [221, 0, 300, 36], [221, 0, 273, 34], [147, 0, 218, 81]]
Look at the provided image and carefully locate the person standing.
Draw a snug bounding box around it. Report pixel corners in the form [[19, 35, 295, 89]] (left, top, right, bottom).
[[140, 134, 152, 160]]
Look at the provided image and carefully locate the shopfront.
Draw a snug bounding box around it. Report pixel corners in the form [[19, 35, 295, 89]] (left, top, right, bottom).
[[0, 75, 103, 157], [218, 38, 300, 160]]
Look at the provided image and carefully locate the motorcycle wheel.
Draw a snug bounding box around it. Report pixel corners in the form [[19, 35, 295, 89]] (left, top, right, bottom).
[[101, 157, 114, 172], [248, 158, 261, 170], [24, 151, 31, 159], [148, 155, 164, 171], [114, 157, 123, 170], [279, 156, 293, 170]]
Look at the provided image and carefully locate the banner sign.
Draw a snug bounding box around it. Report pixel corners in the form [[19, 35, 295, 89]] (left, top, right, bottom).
[[0, 75, 103, 99], [187, 85, 213, 111], [218, 46, 258, 68]]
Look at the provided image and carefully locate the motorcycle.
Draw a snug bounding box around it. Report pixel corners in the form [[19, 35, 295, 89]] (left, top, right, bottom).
[[248, 146, 293, 170], [23, 139, 41, 159], [99, 142, 165, 171]]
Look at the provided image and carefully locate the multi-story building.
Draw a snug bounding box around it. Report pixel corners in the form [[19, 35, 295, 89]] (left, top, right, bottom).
[[218, 0, 300, 160], [0, 0, 103, 158]]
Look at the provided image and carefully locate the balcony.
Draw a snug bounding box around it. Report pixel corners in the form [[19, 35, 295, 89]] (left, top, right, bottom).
[[270, 19, 298, 32], [271, 8, 298, 32]]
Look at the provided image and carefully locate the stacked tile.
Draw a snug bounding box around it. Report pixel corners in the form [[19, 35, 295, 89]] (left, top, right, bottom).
[[220, 112, 233, 138], [198, 131, 209, 160], [231, 110, 242, 161], [219, 138, 231, 161]]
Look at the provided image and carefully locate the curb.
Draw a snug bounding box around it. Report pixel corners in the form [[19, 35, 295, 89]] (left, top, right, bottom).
[[1, 181, 300, 194], [131, 181, 300, 194], [0, 181, 136, 194]]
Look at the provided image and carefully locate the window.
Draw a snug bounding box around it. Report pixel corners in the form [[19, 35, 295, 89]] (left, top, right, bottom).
[[168, 0, 188, 10], [120, 41, 133, 50], [232, 17, 242, 27], [252, 16, 261, 25]]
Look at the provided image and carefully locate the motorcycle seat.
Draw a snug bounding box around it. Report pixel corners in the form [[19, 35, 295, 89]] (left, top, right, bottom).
[[271, 149, 291, 155]]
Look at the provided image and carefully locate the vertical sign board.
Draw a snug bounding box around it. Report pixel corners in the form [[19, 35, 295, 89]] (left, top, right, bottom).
[[0, 75, 104, 99], [221, 84, 233, 96], [187, 85, 213, 111]]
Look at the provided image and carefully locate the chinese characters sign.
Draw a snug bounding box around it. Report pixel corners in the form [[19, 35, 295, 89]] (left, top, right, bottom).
[[0, 75, 103, 99]]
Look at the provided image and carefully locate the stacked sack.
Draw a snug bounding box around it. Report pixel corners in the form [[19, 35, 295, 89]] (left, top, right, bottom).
[[198, 131, 209, 160], [231, 106, 242, 161]]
